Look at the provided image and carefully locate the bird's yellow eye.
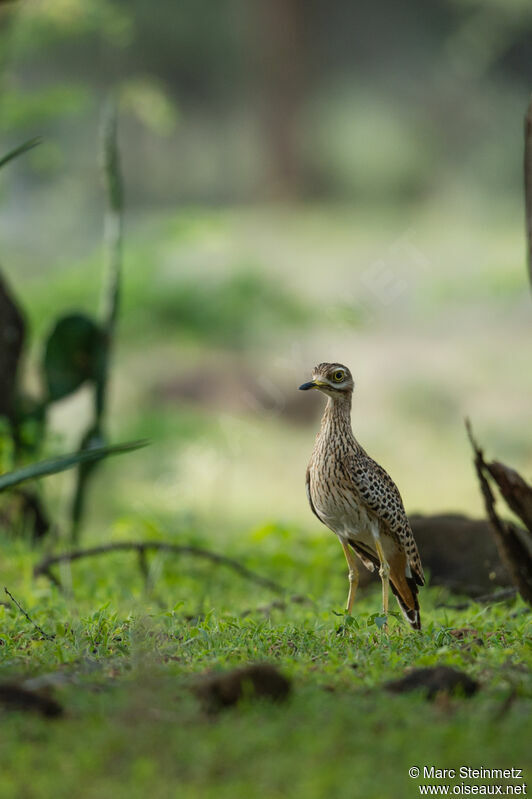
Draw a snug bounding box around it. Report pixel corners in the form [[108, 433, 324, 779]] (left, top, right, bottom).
[[333, 370, 344, 382]]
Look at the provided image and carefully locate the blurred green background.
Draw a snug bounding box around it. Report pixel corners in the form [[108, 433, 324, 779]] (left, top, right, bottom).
[[0, 0, 531, 546]]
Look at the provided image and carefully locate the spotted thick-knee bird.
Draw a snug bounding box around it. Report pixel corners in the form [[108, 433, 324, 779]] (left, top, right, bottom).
[[299, 362, 424, 629]]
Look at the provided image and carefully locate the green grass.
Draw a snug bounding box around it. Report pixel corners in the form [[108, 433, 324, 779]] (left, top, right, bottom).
[[0, 531, 530, 799]]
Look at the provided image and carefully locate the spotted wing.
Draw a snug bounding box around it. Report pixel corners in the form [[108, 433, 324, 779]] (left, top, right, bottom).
[[348, 453, 425, 586]]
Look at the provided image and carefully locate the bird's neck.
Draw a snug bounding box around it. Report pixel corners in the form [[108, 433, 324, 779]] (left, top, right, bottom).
[[319, 394, 360, 450]]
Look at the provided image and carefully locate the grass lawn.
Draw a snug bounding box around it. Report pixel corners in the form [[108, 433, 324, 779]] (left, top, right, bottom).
[[0, 532, 530, 799]]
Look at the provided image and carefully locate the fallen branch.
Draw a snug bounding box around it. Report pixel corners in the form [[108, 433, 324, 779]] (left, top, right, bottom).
[[4, 587, 55, 640], [485, 461, 532, 536], [34, 541, 285, 595], [466, 419, 532, 605]]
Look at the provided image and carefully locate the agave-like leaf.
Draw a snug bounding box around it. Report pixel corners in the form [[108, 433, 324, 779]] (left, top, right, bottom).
[[0, 137, 42, 171], [42, 313, 104, 402], [0, 440, 148, 493]]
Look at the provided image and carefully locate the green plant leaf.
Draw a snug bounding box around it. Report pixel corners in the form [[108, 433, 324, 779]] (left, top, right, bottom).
[[0, 137, 42, 170], [43, 313, 105, 402], [0, 440, 148, 493]]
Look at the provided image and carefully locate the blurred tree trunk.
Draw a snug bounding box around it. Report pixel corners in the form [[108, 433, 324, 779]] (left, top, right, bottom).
[[524, 96, 532, 291], [0, 1, 17, 73], [254, 0, 308, 198]]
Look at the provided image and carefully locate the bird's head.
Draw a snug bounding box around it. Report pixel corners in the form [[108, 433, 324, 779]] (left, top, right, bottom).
[[298, 362, 354, 399]]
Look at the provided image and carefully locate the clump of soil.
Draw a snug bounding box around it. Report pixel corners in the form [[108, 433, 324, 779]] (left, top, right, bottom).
[[0, 682, 63, 718], [385, 666, 479, 700], [194, 663, 291, 712]]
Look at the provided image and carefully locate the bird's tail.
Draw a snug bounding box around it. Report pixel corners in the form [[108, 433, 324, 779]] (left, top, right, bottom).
[[390, 573, 421, 630]]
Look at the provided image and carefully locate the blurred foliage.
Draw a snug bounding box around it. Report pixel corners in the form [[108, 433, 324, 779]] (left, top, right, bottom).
[[145, 268, 310, 347], [120, 77, 178, 136], [0, 117, 135, 543], [1, 0, 532, 204], [20, 250, 313, 348], [5, 0, 133, 52], [1, 85, 90, 129]]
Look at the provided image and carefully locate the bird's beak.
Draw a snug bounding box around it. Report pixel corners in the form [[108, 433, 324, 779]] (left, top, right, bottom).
[[299, 380, 317, 391]]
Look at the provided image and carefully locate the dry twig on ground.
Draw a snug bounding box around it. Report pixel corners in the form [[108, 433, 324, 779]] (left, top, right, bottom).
[[4, 587, 55, 640]]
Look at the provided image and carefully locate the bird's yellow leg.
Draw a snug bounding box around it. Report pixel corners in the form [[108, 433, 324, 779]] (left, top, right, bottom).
[[341, 541, 359, 614], [373, 537, 390, 628]]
